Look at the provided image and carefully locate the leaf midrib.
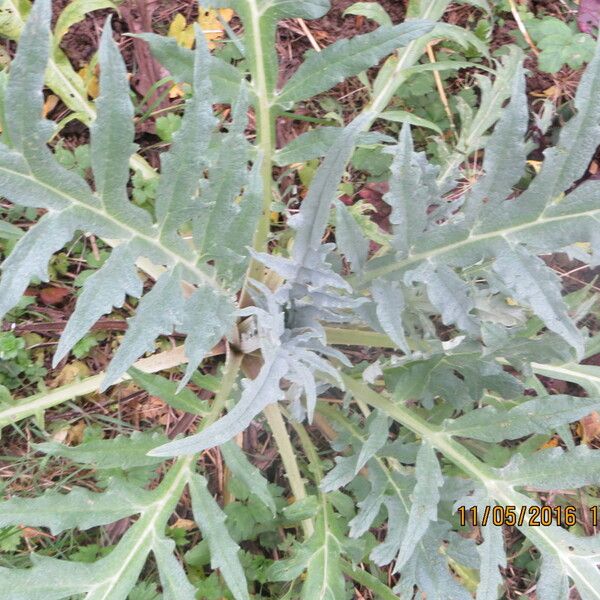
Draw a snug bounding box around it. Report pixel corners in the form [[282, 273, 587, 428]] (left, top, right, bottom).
[[357, 205, 600, 285], [0, 162, 220, 290]]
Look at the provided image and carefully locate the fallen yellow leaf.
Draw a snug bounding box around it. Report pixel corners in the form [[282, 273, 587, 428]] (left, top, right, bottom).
[[168, 9, 234, 51], [43, 94, 58, 117], [67, 420, 86, 445], [172, 518, 196, 531], [78, 64, 100, 99], [168, 13, 195, 49], [539, 437, 559, 450], [51, 361, 91, 387], [198, 8, 233, 47]]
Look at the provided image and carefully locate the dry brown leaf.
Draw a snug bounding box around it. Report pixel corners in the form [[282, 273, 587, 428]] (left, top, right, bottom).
[[39, 286, 70, 305], [579, 412, 600, 444]]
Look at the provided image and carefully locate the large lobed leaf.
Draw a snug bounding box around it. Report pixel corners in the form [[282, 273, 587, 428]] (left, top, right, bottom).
[[0, 0, 248, 390]]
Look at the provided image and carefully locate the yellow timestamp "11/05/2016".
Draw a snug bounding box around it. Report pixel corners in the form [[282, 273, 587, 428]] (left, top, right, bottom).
[[456, 504, 599, 528]]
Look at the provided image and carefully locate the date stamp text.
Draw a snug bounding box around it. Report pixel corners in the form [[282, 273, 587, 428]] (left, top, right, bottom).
[[457, 505, 599, 527]]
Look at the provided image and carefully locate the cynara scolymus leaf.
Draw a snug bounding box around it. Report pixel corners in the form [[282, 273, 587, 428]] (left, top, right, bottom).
[[53, 244, 143, 366], [91, 20, 151, 226], [189, 473, 249, 600], [269, 501, 346, 600], [467, 64, 528, 224], [392, 523, 473, 600], [101, 268, 186, 389], [150, 354, 286, 457], [393, 442, 443, 571], [290, 114, 373, 261], [334, 200, 369, 272], [523, 515, 600, 600], [0, 0, 239, 390], [0, 555, 104, 600], [128, 368, 208, 414], [277, 20, 435, 105], [385, 348, 523, 409], [442, 395, 600, 442], [151, 284, 346, 456], [34, 431, 169, 470], [354, 410, 389, 474], [136, 33, 243, 103], [0, 480, 153, 535], [220, 441, 277, 514], [349, 465, 389, 538], [372, 278, 410, 354], [155, 28, 216, 254], [0, 457, 193, 600], [177, 286, 236, 389], [193, 87, 262, 286], [438, 46, 524, 182], [537, 556, 570, 600], [492, 244, 584, 357], [370, 495, 409, 566], [266, 0, 331, 19], [383, 124, 432, 257], [321, 410, 389, 492], [275, 128, 393, 166], [205, 0, 330, 100], [300, 504, 345, 600], [153, 536, 196, 600], [492, 35, 600, 227], [494, 446, 600, 490], [476, 517, 506, 600], [356, 41, 600, 354], [406, 262, 479, 335]]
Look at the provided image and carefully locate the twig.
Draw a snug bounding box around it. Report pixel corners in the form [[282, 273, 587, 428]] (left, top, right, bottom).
[[426, 42, 457, 138], [296, 18, 321, 52], [508, 0, 540, 57]]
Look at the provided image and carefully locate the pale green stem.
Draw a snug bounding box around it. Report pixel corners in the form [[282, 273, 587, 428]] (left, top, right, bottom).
[[235, 3, 317, 539], [341, 373, 494, 482], [0, 344, 196, 429], [264, 403, 314, 537], [246, 0, 275, 281]]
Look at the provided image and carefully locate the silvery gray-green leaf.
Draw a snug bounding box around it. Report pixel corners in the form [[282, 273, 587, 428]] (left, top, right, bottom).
[[277, 20, 434, 105], [335, 199, 369, 272], [189, 473, 249, 600], [220, 440, 277, 514], [476, 518, 506, 600], [393, 442, 443, 571], [0, 481, 152, 535], [372, 278, 410, 354], [136, 32, 243, 103], [495, 446, 600, 490], [34, 431, 169, 470], [153, 536, 196, 600], [443, 395, 600, 442], [492, 244, 584, 357]]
